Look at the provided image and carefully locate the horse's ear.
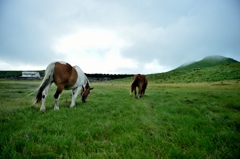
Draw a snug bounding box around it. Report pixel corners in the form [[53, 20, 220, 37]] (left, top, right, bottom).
[[90, 87, 94, 90]]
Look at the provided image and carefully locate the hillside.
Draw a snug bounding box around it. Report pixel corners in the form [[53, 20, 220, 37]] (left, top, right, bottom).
[[175, 55, 238, 70], [147, 62, 240, 83]]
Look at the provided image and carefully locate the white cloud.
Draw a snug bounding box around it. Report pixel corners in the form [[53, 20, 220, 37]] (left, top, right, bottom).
[[53, 28, 135, 73], [144, 59, 169, 74], [0, 60, 44, 71], [105, 51, 138, 73], [54, 29, 126, 52]]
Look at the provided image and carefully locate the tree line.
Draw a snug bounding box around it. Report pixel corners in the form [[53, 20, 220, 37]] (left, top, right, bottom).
[[0, 71, 133, 80], [85, 73, 133, 79]]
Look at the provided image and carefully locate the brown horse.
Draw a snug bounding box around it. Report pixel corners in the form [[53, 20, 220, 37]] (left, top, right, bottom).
[[34, 61, 93, 112], [130, 74, 148, 99]]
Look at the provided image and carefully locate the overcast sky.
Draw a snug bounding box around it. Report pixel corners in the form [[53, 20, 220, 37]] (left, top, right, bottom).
[[0, 0, 239, 74]]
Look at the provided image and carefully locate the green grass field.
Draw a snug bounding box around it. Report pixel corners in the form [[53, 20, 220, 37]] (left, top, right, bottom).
[[0, 79, 240, 158]]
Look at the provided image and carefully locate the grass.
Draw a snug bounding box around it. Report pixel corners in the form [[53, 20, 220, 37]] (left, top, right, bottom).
[[0, 79, 240, 158]]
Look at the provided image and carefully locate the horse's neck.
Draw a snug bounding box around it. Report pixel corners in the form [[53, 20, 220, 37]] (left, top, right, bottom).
[[83, 75, 88, 86]]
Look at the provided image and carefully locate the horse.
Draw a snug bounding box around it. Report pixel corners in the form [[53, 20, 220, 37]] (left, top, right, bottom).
[[34, 61, 93, 112], [130, 74, 148, 99]]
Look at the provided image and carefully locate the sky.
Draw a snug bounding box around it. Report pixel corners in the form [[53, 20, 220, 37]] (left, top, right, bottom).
[[0, 0, 240, 74]]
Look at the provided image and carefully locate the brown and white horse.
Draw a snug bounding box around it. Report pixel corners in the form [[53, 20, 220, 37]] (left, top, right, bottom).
[[130, 74, 148, 99], [34, 61, 93, 112]]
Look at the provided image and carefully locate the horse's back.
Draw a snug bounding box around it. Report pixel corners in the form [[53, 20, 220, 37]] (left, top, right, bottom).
[[136, 74, 147, 84], [53, 62, 78, 88]]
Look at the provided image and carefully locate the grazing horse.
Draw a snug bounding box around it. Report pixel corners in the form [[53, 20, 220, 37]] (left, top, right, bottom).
[[130, 74, 148, 99], [34, 61, 93, 112]]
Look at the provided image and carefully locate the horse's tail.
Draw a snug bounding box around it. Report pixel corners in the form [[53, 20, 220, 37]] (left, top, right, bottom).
[[130, 82, 134, 94], [130, 75, 138, 94], [34, 62, 55, 104]]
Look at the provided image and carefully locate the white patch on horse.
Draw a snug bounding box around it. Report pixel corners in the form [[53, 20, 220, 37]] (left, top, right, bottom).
[[54, 94, 60, 110], [70, 87, 82, 108], [71, 66, 85, 89]]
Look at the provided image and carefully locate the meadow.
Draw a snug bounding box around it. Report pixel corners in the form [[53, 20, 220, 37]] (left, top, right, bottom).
[[0, 79, 240, 158]]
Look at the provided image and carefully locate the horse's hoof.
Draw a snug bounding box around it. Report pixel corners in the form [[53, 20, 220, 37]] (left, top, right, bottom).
[[40, 109, 45, 113], [69, 103, 75, 108]]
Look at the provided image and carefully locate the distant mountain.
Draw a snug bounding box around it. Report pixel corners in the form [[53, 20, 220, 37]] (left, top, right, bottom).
[[147, 62, 240, 83], [146, 55, 240, 83], [175, 55, 239, 70]]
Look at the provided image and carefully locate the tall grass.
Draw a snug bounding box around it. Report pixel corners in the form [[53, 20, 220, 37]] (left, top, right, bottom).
[[0, 79, 240, 158]]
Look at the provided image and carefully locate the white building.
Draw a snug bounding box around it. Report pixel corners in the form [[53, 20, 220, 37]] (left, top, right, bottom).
[[21, 72, 41, 78]]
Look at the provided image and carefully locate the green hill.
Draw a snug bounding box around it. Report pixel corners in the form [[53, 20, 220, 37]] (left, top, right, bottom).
[[145, 55, 240, 83], [147, 62, 240, 83], [175, 55, 238, 70]]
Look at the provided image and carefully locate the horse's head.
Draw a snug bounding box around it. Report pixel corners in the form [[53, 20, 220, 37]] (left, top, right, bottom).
[[81, 83, 93, 102]]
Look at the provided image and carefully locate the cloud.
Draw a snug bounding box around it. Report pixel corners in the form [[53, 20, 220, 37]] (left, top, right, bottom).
[[120, 0, 240, 69], [0, 0, 239, 73], [0, 0, 69, 66], [53, 28, 136, 73], [54, 29, 127, 53]]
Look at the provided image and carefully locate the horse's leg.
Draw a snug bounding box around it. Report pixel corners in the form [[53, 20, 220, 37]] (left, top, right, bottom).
[[138, 85, 143, 99], [142, 84, 146, 96], [40, 84, 50, 112], [133, 86, 137, 98], [54, 85, 64, 110], [142, 88, 145, 96], [70, 86, 81, 108]]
